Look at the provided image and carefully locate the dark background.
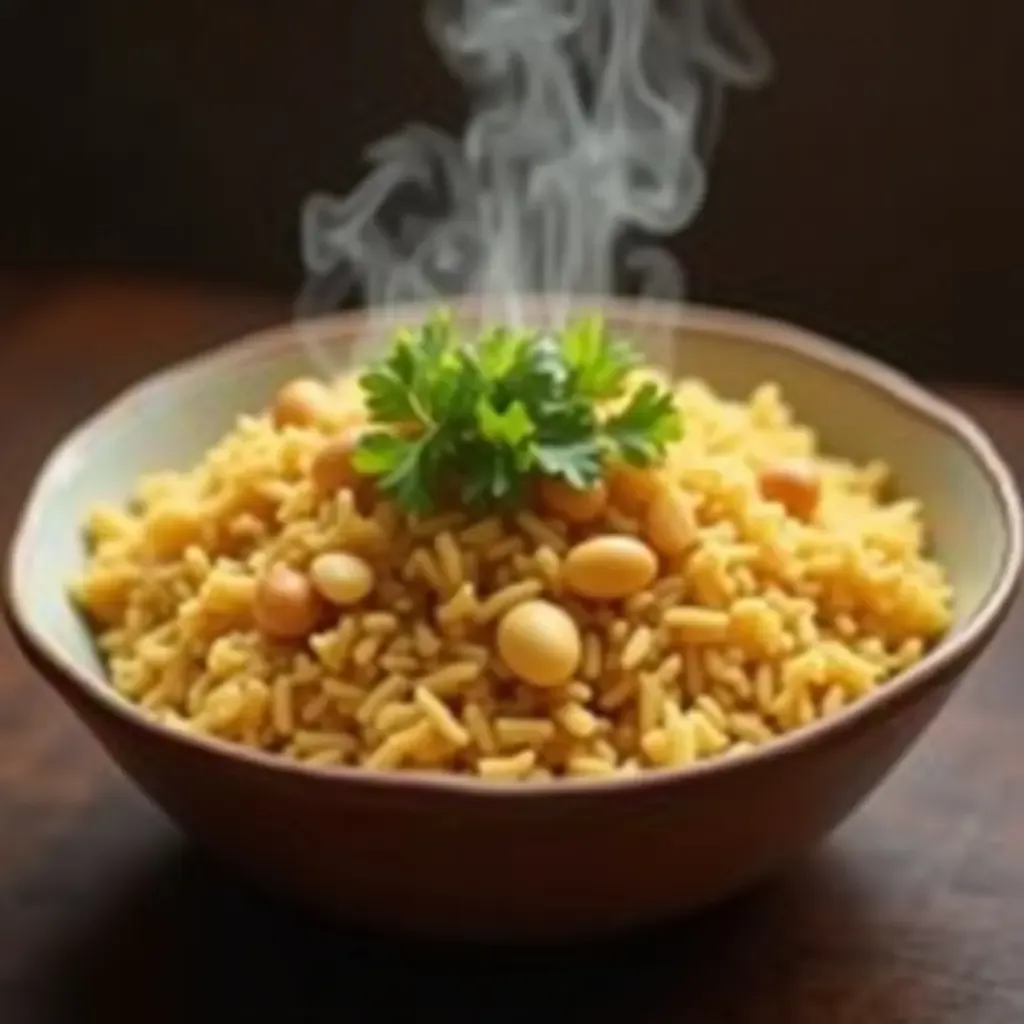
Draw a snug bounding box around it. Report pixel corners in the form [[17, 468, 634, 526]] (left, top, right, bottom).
[[3, 8, 1024, 1020], [0, 0, 1020, 382]]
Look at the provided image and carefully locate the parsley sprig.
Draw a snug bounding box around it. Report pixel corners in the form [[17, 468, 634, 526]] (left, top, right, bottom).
[[351, 310, 682, 515]]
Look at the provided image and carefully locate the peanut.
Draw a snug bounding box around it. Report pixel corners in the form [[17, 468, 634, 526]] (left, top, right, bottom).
[[309, 552, 376, 607], [310, 428, 366, 495], [607, 462, 664, 516], [537, 477, 608, 524], [497, 600, 581, 688], [758, 459, 821, 521], [562, 536, 658, 600], [253, 564, 321, 639], [272, 378, 332, 429], [645, 484, 698, 558]]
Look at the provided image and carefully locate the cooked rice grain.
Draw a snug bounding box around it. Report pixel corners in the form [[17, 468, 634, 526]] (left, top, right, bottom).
[[73, 372, 954, 780]]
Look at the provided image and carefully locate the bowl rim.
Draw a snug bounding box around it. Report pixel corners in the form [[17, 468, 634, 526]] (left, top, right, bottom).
[[5, 298, 1022, 800]]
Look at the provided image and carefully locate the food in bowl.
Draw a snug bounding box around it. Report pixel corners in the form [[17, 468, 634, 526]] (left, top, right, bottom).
[[71, 311, 954, 780]]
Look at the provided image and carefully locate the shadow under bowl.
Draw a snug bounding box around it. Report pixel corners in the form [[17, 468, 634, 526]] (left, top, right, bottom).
[[5, 299, 1021, 942]]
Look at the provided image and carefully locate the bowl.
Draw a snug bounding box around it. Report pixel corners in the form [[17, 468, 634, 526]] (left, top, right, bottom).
[[5, 299, 1022, 943]]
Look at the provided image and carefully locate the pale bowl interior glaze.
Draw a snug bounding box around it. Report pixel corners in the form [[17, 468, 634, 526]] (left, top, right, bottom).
[[9, 301, 1018, 744]]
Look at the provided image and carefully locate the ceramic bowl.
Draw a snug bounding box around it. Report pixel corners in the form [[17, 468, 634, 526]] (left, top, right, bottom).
[[5, 300, 1022, 943]]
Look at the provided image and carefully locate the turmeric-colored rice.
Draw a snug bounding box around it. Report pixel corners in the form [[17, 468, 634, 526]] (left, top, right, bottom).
[[71, 372, 954, 780]]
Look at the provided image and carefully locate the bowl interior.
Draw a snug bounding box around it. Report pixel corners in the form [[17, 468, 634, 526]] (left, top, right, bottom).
[[9, 303, 1016, 693]]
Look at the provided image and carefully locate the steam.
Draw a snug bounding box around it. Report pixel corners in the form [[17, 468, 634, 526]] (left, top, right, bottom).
[[296, 0, 771, 367]]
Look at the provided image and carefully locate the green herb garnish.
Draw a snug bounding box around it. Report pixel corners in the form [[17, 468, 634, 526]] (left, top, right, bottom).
[[351, 309, 683, 515]]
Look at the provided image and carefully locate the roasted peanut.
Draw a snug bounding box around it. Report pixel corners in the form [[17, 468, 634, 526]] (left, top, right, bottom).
[[645, 484, 698, 557], [310, 428, 366, 494], [309, 552, 376, 607], [537, 477, 608, 524], [497, 600, 581, 687], [272, 378, 332, 429], [254, 564, 321, 639], [607, 462, 664, 516], [758, 459, 821, 521], [563, 536, 658, 600]]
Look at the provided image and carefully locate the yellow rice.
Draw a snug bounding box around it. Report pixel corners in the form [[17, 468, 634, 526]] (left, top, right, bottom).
[[71, 373, 954, 780]]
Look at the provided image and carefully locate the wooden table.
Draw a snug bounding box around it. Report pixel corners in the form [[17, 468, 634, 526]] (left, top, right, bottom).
[[1, 278, 1023, 1023]]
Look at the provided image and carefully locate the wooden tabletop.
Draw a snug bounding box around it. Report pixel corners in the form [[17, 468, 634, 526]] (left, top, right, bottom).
[[1, 278, 1023, 1023]]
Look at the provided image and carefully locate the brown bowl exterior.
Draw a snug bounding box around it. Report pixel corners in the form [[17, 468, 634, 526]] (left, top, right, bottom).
[[5, 300, 1022, 942], [4, 574, 1001, 943]]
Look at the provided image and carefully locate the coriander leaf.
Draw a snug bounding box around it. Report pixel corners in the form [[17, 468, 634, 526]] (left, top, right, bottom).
[[476, 398, 535, 447], [353, 430, 442, 515], [602, 382, 682, 465], [561, 315, 638, 400], [382, 435, 444, 516], [351, 430, 409, 475], [390, 334, 419, 383], [409, 352, 448, 420], [460, 442, 528, 511], [500, 334, 569, 408], [360, 332, 441, 427], [385, 311, 459, 424], [358, 368, 422, 425], [441, 351, 487, 423], [532, 397, 593, 439], [476, 327, 523, 382], [355, 310, 680, 514], [418, 309, 455, 369], [426, 355, 464, 418], [533, 437, 604, 490]]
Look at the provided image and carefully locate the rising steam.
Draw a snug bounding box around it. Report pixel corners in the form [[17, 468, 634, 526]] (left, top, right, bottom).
[[296, 0, 771, 364]]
